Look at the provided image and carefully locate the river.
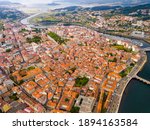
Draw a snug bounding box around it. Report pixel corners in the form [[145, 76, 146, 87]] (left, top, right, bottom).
[[21, 13, 150, 113], [119, 48, 150, 113]]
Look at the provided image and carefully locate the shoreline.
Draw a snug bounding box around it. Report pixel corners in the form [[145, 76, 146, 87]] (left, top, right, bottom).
[[21, 13, 150, 45], [20, 12, 150, 43], [107, 50, 147, 113], [101, 31, 150, 45], [117, 52, 147, 112]]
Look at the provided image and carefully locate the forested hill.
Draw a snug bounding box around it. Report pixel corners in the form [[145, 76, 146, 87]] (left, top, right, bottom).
[[0, 7, 27, 20]]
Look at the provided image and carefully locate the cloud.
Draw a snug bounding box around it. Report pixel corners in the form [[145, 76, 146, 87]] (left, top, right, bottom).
[[0, 0, 149, 5], [0, 0, 55, 4]]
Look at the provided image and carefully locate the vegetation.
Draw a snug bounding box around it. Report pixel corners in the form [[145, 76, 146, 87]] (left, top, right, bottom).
[[20, 28, 28, 33], [9, 75, 24, 85], [26, 36, 41, 43], [119, 66, 133, 77], [108, 57, 117, 62], [18, 80, 24, 85], [101, 92, 108, 113], [70, 67, 77, 73], [27, 66, 35, 71], [33, 28, 41, 33], [103, 92, 108, 103], [74, 76, 89, 87], [130, 63, 135, 67], [9, 75, 16, 82], [78, 43, 84, 46], [0, 22, 4, 31], [112, 4, 150, 20], [115, 4, 150, 15], [6, 49, 11, 52], [52, 97, 57, 102], [101, 108, 107, 113], [65, 98, 70, 102], [9, 93, 19, 101], [31, 15, 61, 24], [90, 6, 121, 11], [0, 7, 26, 20], [70, 106, 80, 113], [95, 66, 99, 69], [48, 32, 66, 45], [111, 44, 132, 52], [30, 9, 94, 28]]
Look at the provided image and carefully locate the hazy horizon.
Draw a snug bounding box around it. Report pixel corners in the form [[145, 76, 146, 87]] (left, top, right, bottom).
[[0, 0, 150, 5], [0, 0, 56, 4]]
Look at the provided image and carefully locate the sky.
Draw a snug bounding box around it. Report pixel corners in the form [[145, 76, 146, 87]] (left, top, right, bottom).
[[0, 0, 150, 5], [0, 0, 56, 4]]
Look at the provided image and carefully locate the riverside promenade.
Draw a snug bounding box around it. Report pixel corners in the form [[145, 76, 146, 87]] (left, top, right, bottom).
[[107, 50, 147, 113]]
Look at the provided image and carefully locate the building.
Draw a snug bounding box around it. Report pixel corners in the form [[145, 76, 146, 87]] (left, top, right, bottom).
[[75, 95, 95, 113], [3, 79, 14, 89], [0, 85, 8, 95], [131, 31, 145, 38], [107, 72, 121, 82]]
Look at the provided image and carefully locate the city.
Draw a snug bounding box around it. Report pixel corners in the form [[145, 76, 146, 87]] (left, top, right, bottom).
[[0, 0, 150, 113]]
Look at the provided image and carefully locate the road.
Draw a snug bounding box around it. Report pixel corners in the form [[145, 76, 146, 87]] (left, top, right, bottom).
[[107, 50, 147, 113]]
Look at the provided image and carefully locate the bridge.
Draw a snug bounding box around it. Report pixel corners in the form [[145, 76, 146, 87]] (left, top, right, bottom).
[[134, 75, 150, 85], [142, 47, 150, 52]]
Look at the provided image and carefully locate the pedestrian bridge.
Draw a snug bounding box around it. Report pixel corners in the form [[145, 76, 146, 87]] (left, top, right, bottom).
[[142, 47, 150, 52], [134, 75, 150, 85]]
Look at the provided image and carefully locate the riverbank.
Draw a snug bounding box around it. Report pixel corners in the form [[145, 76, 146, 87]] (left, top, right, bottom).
[[107, 50, 147, 113], [21, 11, 150, 44], [103, 31, 150, 45], [119, 52, 150, 112], [117, 51, 147, 112]]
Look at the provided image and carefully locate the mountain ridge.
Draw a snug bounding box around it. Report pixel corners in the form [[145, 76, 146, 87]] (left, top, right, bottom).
[[0, 1, 21, 5], [56, 0, 150, 6]]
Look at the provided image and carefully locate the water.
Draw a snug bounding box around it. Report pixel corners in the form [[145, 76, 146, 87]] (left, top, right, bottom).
[[20, 2, 79, 27], [21, 12, 44, 25], [138, 52, 150, 81], [119, 79, 150, 113], [119, 42, 150, 113]]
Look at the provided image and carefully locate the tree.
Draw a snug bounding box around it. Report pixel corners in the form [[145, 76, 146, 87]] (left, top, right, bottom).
[[26, 36, 41, 43], [48, 31, 66, 45], [74, 76, 89, 87], [9, 93, 19, 101], [70, 106, 80, 113], [6, 49, 11, 52], [27, 66, 35, 71], [18, 80, 24, 85], [65, 98, 70, 102]]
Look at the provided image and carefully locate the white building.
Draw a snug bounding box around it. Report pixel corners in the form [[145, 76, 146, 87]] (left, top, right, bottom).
[[75, 95, 95, 113]]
